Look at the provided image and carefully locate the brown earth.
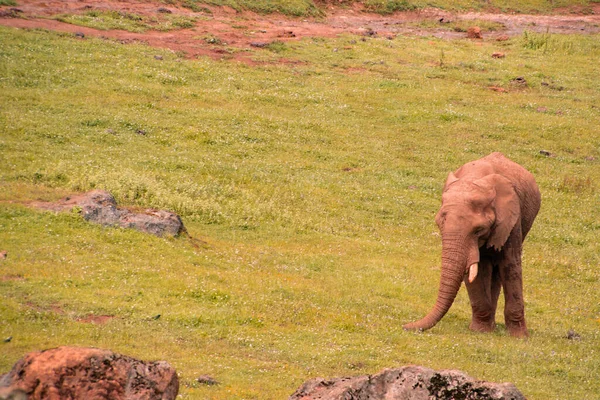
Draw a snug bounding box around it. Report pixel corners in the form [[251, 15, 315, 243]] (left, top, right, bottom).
[[1, 1, 599, 64], [76, 314, 116, 324]]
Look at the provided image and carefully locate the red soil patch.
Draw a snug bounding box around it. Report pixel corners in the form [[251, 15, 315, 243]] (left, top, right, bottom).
[[1, 1, 599, 64], [0, 274, 24, 282]]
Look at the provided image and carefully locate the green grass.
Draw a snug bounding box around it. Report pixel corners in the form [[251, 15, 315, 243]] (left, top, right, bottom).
[[1, 26, 600, 399], [53, 10, 197, 33], [181, 0, 324, 16], [177, 0, 597, 15], [407, 18, 506, 33]]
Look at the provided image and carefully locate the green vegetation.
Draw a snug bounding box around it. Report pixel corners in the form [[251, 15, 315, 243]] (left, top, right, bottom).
[[389, 0, 595, 14], [53, 10, 197, 33], [408, 18, 506, 33], [176, 0, 596, 15], [1, 25, 599, 400], [181, 0, 323, 16], [0, 0, 17, 6]]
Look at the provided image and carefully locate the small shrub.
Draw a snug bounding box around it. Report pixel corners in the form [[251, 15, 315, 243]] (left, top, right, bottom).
[[522, 30, 550, 52], [558, 175, 594, 194], [364, 0, 417, 14], [266, 40, 287, 53]]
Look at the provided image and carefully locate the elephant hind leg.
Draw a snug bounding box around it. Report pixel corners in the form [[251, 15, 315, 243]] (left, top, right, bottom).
[[464, 258, 496, 332]]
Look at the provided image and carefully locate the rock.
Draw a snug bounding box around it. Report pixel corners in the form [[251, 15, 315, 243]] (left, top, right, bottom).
[[488, 86, 508, 93], [0, 8, 23, 18], [496, 34, 510, 41], [78, 190, 122, 225], [154, 55, 164, 60], [539, 150, 553, 157], [492, 52, 505, 58], [196, 375, 219, 385], [566, 329, 581, 340], [467, 26, 482, 39], [279, 30, 296, 38], [75, 32, 85, 39], [121, 210, 184, 237], [512, 76, 527, 85], [0, 346, 178, 400], [32, 190, 185, 237], [157, 7, 172, 14], [363, 27, 377, 37], [250, 41, 270, 48], [289, 365, 525, 400], [0, 251, 6, 259], [0, 387, 27, 400]]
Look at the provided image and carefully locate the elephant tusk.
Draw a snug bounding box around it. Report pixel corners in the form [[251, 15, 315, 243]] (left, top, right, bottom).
[[468, 263, 478, 283]]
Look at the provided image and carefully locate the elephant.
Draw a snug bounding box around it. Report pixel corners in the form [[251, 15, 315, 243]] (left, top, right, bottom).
[[403, 152, 541, 337]]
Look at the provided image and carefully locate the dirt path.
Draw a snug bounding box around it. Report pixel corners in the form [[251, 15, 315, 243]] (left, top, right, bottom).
[[1, 0, 599, 63]]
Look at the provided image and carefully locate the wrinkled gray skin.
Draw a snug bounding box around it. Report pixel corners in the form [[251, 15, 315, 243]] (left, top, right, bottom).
[[404, 152, 541, 337]]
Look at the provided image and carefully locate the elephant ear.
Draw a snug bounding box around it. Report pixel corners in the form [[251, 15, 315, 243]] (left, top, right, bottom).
[[443, 171, 459, 192], [474, 174, 520, 251]]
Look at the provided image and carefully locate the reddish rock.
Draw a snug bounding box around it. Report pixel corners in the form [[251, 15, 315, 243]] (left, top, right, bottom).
[[0, 346, 179, 400], [289, 366, 525, 400], [492, 52, 505, 58], [488, 86, 508, 93], [496, 34, 510, 41], [467, 26, 482, 39]]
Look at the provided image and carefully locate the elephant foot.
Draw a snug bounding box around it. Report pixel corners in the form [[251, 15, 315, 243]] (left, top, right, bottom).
[[505, 317, 528, 338], [469, 320, 496, 333], [507, 326, 529, 338]]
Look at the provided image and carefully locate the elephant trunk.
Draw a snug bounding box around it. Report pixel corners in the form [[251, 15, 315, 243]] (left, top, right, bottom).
[[403, 234, 475, 331]]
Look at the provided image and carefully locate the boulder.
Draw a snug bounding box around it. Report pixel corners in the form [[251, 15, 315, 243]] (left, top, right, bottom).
[[289, 365, 525, 400], [32, 190, 185, 237], [0, 346, 178, 400], [467, 26, 482, 39]]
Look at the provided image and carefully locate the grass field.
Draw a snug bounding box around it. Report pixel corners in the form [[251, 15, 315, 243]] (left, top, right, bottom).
[[176, 0, 599, 15], [52, 10, 198, 33], [0, 23, 599, 399]]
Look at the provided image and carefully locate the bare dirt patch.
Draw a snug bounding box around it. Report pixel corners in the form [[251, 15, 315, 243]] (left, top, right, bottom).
[[76, 314, 116, 324], [1, 1, 599, 63], [0, 274, 24, 282]]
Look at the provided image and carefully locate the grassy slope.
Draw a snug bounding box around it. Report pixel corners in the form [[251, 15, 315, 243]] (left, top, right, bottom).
[[0, 26, 599, 399], [52, 10, 198, 33], [178, 0, 598, 15]]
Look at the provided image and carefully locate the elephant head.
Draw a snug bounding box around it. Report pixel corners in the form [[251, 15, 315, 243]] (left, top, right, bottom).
[[403, 171, 520, 331]]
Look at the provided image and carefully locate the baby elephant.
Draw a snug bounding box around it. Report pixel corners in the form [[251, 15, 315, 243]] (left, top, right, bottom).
[[404, 152, 541, 337]]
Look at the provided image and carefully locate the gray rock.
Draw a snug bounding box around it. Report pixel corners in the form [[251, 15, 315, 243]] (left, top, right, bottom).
[[289, 365, 525, 400], [32, 190, 185, 237]]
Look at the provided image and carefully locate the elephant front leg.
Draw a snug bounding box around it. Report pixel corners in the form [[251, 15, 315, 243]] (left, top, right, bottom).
[[464, 258, 496, 333], [499, 230, 528, 338]]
